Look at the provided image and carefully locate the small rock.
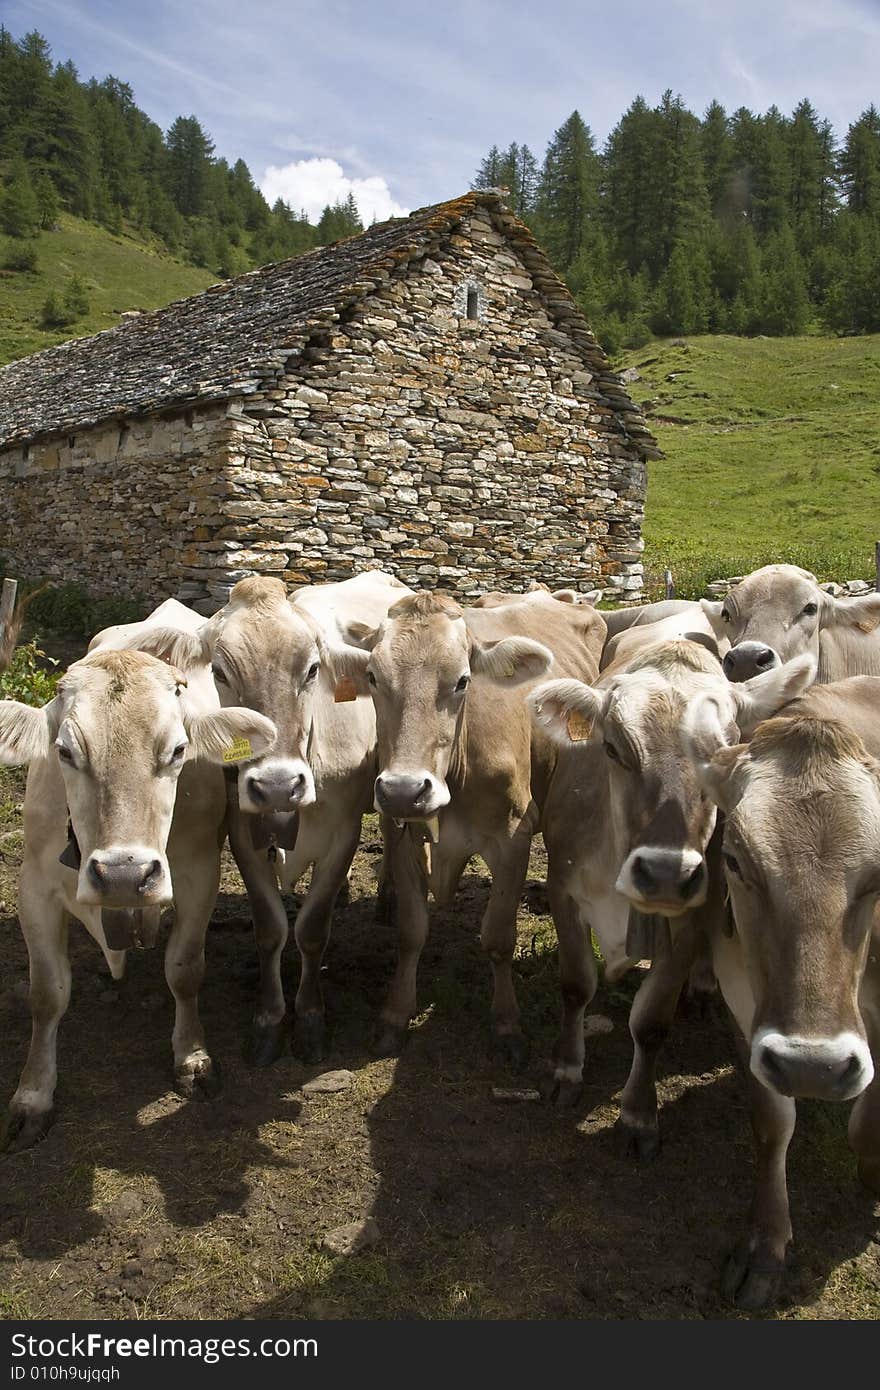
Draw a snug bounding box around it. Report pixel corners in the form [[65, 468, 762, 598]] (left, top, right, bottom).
[[619, 367, 641, 383], [584, 1014, 614, 1037], [491, 1087, 541, 1103], [302, 1069, 354, 1095], [321, 1216, 380, 1257], [108, 1190, 145, 1222]]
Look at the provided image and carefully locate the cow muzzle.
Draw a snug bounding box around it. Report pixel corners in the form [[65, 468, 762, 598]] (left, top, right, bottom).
[[374, 771, 450, 820], [723, 642, 781, 682], [615, 846, 707, 916], [239, 759, 316, 814], [80, 847, 171, 908], [751, 1028, 874, 1102]]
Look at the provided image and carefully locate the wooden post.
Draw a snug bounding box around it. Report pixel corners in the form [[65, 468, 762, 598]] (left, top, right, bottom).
[[0, 577, 17, 641], [664, 568, 675, 600], [875, 542, 880, 593]]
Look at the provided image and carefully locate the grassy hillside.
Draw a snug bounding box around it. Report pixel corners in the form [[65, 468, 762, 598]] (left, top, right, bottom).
[[0, 215, 217, 366], [617, 334, 880, 597]]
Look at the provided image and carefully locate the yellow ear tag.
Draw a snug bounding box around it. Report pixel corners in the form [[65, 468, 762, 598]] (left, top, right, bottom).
[[334, 676, 358, 703], [566, 711, 593, 743], [222, 736, 253, 763]]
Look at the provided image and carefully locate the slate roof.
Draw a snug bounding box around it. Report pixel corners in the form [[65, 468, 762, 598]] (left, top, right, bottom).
[[0, 191, 659, 457]]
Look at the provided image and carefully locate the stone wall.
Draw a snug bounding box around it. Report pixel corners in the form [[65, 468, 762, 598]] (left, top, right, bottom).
[[0, 210, 646, 609]]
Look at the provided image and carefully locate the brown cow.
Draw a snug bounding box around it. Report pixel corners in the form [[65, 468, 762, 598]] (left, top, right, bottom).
[[0, 649, 275, 1149], [685, 674, 880, 1307], [342, 590, 606, 1063], [702, 564, 880, 682], [528, 640, 814, 1128]]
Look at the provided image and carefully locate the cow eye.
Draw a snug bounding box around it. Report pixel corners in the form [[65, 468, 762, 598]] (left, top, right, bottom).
[[455, 674, 470, 693], [171, 743, 187, 763], [56, 743, 74, 765], [723, 851, 742, 879], [211, 665, 228, 685], [367, 670, 377, 688], [603, 741, 622, 764], [306, 661, 319, 681], [720, 609, 731, 623], [801, 602, 818, 617]]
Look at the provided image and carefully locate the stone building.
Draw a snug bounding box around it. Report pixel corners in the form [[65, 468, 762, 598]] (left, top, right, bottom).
[[0, 191, 658, 612]]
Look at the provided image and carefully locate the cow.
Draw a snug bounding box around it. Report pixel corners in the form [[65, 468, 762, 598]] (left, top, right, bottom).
[[599, 597, 702, 640], [340, 589, 607, 1063], [684, 674, 880, 1307], [600, 601, 726, 672], [122, 571, 412, 1064], [0, 648, 275, 1150], [527, 639, 815, 1138], [702, 564, 880, 683]]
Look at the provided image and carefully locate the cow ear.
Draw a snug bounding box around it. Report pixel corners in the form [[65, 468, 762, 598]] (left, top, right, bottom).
[[550, 588, 576, 603], [185, 707, 277, 764], [731, 652, 816, 737], [341, 621, 380, 652], [528, 678, 604, 745], [699, 599, 727, 639], [108, 625, 214, 672], [0, 700, 51, 765], [821, 592, 880, 636], [471, 637, 553, 686], [684, 692, 745, 810]]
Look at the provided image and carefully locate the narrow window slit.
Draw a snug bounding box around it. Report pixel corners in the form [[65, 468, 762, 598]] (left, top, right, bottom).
[[466, 287, 479, 320]]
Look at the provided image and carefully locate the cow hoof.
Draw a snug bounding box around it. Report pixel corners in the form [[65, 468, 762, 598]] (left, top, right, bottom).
[[372, 1022, 408, 1058], [293, 1014, 325, 1064], [0, 1105, 53, 1154], [245, 1021, 286, 1068], [613, 1115, 661, 1162], [490, 1031, 530, 1073], [721, 1240, 787, 1310], [679, 986, 716, 1022], [539, 1072, 584, 1108], [175, 1055, 222, 1101], [857, 1155, 880, 1195]]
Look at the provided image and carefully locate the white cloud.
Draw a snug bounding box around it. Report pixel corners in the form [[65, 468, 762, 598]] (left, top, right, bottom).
[[260, 158, 410, 224]]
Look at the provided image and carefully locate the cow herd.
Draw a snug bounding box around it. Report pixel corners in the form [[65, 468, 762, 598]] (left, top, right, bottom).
[[1, 562, 879, 1313]]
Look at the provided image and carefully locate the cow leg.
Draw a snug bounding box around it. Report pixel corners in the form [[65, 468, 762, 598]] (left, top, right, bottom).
[[165, 844, 222, 1101], [542, 878, 598, 1106], [1, 885, 70, 1152], [228, 815, 289, 1067], [374, 819, 396, 926], [375, 829, 429, 1057], [722, 1029, 796, 1310], [616, 918, 702, 1161], [291, 825, 361, 1063], [481, 829, 533, 1071]]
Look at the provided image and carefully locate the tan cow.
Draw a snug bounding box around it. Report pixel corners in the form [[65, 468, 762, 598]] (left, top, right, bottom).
[[702, 564, 880, 682], [600, 601, 726, 672], [341, 590, 606, 1063], [684, 675, 880, 1307], [125, 571, 412, 1063], [528, 640, 814, 1134], [0, 649, 275, 1149]]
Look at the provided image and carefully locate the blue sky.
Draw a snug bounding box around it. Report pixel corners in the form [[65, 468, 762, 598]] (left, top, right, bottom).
[[6, 0, 880, 221]]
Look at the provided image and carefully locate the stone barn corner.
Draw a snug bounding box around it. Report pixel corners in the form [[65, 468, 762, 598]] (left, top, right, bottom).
[[0, 190, 659, 612]]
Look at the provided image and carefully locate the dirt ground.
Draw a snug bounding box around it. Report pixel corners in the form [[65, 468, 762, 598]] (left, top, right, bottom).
[[0, 761, 879, 1322]]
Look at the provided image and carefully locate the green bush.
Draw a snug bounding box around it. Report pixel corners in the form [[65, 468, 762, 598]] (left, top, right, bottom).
[[63, 273, 90, 319], [0, 638, 59, 707], [40, 290, 73, 328], [22, 582, 145, 640], [2, 241, 38, 272]]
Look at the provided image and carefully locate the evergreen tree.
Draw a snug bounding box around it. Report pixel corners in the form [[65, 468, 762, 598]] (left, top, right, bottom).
[[63, 272, 90, 319], [701, 100, 734, 216], [33, 169, 59, 228], [759, 225, 810, 333], [839, 107, 880, 217], [0, 159, 40, 236], [536, 110, 603, 270], [166, 115, 215, 217]]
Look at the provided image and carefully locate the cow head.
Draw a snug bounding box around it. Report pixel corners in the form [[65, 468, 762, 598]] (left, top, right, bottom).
[[529, 640, 815, 918], [341, 591, 552, 821], [701, 565, 880, 682], [686, 700, 878, 1102], [0, 649, 275, 908]]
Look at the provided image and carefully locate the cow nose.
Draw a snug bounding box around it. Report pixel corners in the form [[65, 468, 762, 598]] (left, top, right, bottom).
[[375, 772, 437, 818], [630, 851, 706, 904], [723, 642, 781, 682], [246, 770, 307, 810], [754, 1032, 873, 1102], [86, 854, 163, 899]]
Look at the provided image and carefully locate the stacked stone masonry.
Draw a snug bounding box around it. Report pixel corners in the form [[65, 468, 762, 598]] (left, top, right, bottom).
[[0, 196, 655, 611]]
